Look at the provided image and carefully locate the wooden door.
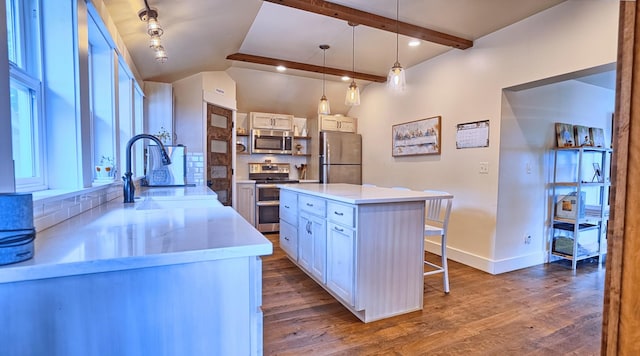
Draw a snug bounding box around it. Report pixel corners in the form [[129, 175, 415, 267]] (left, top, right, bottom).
[[206, 104, 233, 206]]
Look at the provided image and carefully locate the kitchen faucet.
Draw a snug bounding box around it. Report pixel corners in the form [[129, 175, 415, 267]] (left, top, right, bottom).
[[123, 134, 172, 203]]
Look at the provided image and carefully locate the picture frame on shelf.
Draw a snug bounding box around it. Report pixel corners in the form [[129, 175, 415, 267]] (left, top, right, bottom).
[[555, 123, 575, 148], [590, 127, 606, 148], [574, 125, 592, 147], [592, 163, 603, 182], [392, 116, 441, 157]]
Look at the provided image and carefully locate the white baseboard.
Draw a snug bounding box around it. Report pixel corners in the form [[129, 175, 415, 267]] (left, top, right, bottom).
[[425, 241, 546, 275]]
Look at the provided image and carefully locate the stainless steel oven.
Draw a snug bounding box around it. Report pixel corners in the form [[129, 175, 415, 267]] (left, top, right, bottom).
[[249, 162, 298, 233], [255, 184, 281, 233]]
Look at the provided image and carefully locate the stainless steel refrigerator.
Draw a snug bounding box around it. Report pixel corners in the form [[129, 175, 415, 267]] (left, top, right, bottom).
[[319, 131, 362, 184]]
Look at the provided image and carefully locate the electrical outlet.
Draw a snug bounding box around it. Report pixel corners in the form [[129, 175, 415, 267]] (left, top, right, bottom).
[[525, 235, 532, 244], [479, 162, 489, 174]]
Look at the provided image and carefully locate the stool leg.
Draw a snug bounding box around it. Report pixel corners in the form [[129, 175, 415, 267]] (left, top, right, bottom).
[[441, 234, 450, 293]]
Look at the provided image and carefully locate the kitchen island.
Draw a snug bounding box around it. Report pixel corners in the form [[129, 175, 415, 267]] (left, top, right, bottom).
[[0, 186, 272, 356], [278, 183, 447, 322]]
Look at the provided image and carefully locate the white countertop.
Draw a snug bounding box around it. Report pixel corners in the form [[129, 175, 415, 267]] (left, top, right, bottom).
[[278, 183, 452, 204], [0, 186, 272, 284]]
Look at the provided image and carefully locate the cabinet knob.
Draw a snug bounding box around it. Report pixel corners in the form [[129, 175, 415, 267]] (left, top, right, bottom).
[[334, 226, 344, 232], [284, 205, 290, 209], [284, 236, 289, 241], [306, 203, 313, 207], [334, 211, 344, 216]]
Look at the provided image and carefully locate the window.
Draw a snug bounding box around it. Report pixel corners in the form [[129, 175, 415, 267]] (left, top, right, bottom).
[[6, 0, 45, 191]]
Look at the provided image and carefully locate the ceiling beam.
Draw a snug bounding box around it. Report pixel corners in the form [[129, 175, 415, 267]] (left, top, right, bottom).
[[226, 53, 388, 83], [263, 0, 473, 49]]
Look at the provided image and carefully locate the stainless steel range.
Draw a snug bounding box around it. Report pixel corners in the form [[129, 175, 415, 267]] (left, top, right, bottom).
[[249, 162, 298, 233]]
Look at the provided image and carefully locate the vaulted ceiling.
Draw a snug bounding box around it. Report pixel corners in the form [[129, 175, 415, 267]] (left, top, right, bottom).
[[103, 0, 567, 83]]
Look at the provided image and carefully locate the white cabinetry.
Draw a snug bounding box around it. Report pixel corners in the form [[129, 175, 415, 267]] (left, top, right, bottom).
[[279, 185, 427, 323], [250, 112, 293, 131], [235, 182, 256, 225], [319, 114, 357, 133], [279, 190, 298, 259], [144, 81, 173, 143], [298, 194, 327, 283], [549, 147, 611, 270], [326, 201, 356, 306]]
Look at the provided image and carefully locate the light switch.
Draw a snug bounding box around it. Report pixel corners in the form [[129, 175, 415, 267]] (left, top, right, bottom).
[[479, 162, 489, 174]]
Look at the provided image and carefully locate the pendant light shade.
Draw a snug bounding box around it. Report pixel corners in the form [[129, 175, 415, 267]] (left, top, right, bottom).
[[387, 0, 406, 93], [345, 23, 360, 106], [318, 44, 331, 115]]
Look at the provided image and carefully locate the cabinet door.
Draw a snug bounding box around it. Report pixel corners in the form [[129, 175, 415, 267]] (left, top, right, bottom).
[[280, 220, 298, 260], [251, 114, 275, 130], [298, 212, 326, 283], [320, 116, 340, 131], [310, 215, 327, 283], [236, 183, 255, 225], [250, 113, 293, 130], [298, 213, 314, 272], [271, 116, 293, 131], [337, 117, 357, 133], [145, 81, 173, 143], [327, 222, 355, 306]]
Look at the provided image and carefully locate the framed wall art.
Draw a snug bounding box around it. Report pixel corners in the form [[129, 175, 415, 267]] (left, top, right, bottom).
[[574, 125, 592, 147], [590, 127, 606, 148], [555, 122, 575, 148], [392, 116, 441, 156]]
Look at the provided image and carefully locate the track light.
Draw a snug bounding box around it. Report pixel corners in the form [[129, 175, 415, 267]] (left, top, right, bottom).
[[138, 0, 167, 63]]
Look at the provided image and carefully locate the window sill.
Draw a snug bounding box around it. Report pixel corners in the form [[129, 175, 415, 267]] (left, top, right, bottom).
[[31, 181, 122, 204]]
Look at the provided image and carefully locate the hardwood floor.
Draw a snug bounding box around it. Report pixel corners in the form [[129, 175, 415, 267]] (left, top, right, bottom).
[[261, 233, 605, 355]]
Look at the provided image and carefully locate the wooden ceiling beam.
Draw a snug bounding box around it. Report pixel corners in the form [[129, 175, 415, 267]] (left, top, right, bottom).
[[263, 0, 473, 49], [226, 53, 388, 83]]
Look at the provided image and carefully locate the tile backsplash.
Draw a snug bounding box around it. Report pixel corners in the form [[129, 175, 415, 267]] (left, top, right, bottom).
[[33, 184, 122, 232]]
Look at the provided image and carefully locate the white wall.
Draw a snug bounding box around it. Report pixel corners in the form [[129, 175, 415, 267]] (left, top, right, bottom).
[[496, 80, 614, 273], [345, 0, 619, 273]]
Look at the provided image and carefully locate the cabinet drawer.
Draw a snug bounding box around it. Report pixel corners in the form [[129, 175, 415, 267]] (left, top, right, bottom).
[[280, 190, 298, 224], [299, 194, 326, 217], [327, 201, 355, 228], [279, 220, 298, 260]]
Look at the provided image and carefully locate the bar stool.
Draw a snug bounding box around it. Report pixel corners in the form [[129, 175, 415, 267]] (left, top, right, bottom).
[[423, 190, 453, 294]]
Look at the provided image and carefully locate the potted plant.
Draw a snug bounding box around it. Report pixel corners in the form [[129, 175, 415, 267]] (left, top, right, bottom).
[[155, 126, 171, 145], [95, 156, 115, 179]]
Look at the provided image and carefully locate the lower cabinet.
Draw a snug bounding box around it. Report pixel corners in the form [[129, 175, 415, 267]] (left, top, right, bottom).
[[236, 182, 256, 225], [298, 211, 326, 283], [326, 222, 355, 306], [279, 220, 297, 260]]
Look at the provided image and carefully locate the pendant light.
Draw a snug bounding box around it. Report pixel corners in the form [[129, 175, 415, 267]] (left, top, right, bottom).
[[387, 0, 406, 93], [318, 44, 331, 115], [345, 23, 360, 106]]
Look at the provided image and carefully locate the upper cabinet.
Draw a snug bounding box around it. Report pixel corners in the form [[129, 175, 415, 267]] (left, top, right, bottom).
[[250, 112, 294, 131], [319, 114, 357, 133], [144, 81, 173, 144]]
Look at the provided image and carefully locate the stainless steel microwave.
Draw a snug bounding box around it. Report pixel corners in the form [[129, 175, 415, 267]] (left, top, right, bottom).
[[251, 129, 293, 154]]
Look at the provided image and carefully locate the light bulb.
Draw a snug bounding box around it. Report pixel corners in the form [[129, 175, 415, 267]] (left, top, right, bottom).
[[155, 45, 168, 63], [318, 95, 331, 115], [345, 80, 360, 106]]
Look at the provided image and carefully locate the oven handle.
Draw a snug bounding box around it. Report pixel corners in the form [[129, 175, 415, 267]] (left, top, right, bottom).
[[256, 184, 278, 188], [256, 201, 280, 207]]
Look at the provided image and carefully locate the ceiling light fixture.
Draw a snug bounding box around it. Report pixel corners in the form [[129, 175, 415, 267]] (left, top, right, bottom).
[[387, 0, 406, 93], [408, 39, 421, 47], [138, 0, 167, 63], [276, 65, 287, 72], [345, 22, 360, 106], [318, 44, 331, 115]]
